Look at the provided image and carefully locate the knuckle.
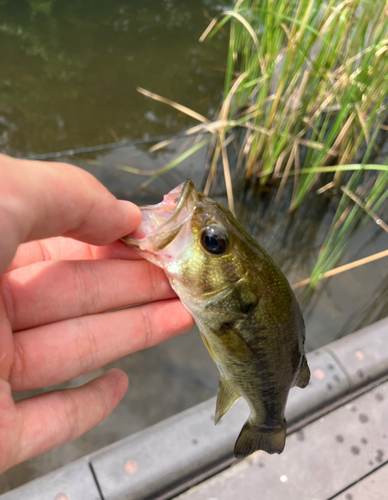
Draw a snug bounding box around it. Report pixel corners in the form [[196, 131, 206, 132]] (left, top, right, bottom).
[[139, 306, 154, 351], [92, 376, 111, 419], [10, 337, 27, 390], [146, 262, 158, 302], [145, 261, 171, 301], [71, 261, 102, 315], [73, 317, 99, 375], [0, 275, 15, 329], [37, 240, 52, 261], [61, 392, 81, 442]]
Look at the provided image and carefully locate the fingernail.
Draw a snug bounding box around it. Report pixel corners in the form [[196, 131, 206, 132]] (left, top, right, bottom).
[[118, 200, 141, 234]]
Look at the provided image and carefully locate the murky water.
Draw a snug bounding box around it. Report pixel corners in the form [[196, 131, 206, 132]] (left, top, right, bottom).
[[0, 0, 226, 156], [1, 0, 387, 492]]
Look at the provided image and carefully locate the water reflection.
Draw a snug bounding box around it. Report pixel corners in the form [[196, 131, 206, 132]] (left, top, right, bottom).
[[0, 0, 227, 156]]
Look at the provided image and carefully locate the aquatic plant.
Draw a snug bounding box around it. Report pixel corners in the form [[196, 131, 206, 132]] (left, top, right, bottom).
[[122, 0, 388, 286], [201, 0, 388, 288]]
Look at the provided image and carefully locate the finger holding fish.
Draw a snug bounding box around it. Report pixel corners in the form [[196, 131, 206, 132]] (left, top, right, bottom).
[[3, 258, 175, 332], [9, 298, 193, 392]]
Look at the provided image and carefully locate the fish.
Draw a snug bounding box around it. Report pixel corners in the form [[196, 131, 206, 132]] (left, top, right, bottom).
[[122, 179, 310, 458]]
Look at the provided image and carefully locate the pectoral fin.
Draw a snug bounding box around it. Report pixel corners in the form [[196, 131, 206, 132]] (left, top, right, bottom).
[[204, 278, 258, 321], [215, 377, 241, 425], [296, 355, 310, 388], [200, 330, 216, 362], [201, 326, 253, 363], [216, 324, 255, 361]]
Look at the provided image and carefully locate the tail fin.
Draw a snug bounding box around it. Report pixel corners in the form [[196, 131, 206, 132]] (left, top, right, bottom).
[[234, 418, 286, 458]]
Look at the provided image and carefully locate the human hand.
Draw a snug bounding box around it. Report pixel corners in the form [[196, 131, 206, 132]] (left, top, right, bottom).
[[0, 155, 194, 473]]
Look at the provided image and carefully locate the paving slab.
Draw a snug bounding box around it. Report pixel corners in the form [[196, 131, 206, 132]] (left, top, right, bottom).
[[333, 462, 388, 500], [88, 348, 348, 500], [175, 382, 388, 500], [2, 318, 388, 500], [0, 459, 101, 500]]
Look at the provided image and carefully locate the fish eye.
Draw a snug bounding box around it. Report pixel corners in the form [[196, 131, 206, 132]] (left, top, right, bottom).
[[200, 226, 229, 254]]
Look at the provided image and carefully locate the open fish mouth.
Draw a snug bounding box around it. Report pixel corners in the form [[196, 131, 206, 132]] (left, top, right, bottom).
[[122, 179, 196, 251]]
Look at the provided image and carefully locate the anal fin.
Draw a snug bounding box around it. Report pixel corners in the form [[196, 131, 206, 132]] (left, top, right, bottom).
[[215, 377, 241, 425], [296, 355, 310, 389]]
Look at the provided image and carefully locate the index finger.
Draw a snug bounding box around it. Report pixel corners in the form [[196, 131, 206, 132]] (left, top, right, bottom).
[[0, 154, 141, 273], [6, 238, 143, 273]]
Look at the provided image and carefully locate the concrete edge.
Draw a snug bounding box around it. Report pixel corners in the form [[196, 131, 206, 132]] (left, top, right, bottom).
[[2, 317, 387, 500]]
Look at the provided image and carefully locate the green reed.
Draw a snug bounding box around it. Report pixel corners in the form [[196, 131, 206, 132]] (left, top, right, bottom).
[[136, 0, 388, 286], [201, 0, 388, 286]]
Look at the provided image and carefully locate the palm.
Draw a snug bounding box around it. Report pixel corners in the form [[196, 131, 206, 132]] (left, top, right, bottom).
[[0, 237, 193, 472], [0, 155, 193, 473]]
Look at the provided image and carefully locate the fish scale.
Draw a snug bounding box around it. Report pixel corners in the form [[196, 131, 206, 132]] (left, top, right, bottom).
[[123, 179, 310, 458]]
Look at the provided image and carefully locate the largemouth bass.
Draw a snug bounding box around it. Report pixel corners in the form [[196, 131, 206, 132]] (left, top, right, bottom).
[[123, 180, 310, 458]]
